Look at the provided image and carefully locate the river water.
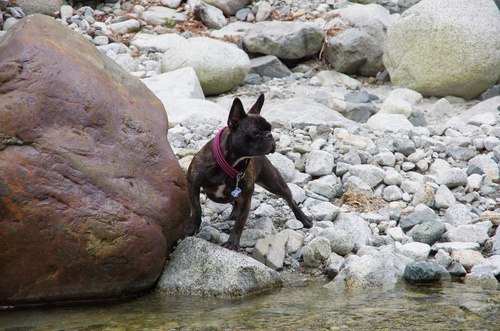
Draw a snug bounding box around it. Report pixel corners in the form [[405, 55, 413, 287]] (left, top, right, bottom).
[[1, 279, 499, 330]]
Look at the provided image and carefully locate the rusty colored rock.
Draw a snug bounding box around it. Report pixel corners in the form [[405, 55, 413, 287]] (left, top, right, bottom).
[[0, 15, 190, 305]]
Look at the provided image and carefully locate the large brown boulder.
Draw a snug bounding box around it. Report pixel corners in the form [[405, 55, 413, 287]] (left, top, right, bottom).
[[0, 15, 190, 305]]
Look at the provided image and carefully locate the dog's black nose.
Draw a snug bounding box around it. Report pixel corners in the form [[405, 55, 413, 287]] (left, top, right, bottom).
[[264, 132, 273, 139]]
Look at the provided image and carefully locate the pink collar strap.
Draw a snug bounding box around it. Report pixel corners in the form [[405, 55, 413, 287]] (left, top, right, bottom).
[[212, 126, 240, 179]]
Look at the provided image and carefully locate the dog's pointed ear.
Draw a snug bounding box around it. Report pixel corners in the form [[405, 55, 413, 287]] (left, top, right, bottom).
[[248, 93, 265, 115], [228, 97, 247, 129]]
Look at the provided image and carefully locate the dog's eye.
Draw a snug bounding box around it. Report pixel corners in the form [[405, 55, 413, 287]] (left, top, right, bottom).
[[251, 129, 260, 136]]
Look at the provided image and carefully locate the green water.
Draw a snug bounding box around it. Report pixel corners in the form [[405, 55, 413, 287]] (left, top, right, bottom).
[[1, 280, 499, 330]]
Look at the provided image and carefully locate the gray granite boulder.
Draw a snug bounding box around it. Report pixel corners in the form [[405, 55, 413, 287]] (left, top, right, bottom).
[[243, 21, 325, 60], [330, 251, 412, 287], [324, 22, 385, 76], [158, 237, 282, 296], [383, 0, 500, 100]]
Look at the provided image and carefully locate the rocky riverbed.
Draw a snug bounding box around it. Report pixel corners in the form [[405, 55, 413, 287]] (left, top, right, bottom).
[[1, 0, 500, 295]]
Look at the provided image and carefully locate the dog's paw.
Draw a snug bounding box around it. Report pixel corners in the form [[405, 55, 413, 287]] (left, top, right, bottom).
[[301, 217, 313, 228], [185, 224, 199, 237], [221, 239, 240, 251]]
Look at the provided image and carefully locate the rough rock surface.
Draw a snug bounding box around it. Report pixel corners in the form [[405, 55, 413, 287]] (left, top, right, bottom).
[[157, 237, 283, 296], [0, 15, 190, 305], [324, 23, 385, 76], [203, 0, 252, 16], [243, 21, 325, 60], [383, 0, 500, 100], [161, 36, 250, 95], [331, 251, 413, 287], [16, 0, 67, 16]]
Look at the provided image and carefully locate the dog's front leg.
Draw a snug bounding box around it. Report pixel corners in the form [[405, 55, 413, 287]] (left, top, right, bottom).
[[185, 183, 202, 237], [222, 195, 252, 251]]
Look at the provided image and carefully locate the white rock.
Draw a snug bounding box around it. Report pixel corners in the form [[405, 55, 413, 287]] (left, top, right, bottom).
[[130, 33, 186, 53], [444, 224, 489, 245], [254, 203, 275, 218], [303, 237, 332, 268], [333, 213, 373, 250], [162, 0, 182, 8], [314, 70, 362, 90], [93, 35, 109, 46], [374, 151, 396, 167], [432, 242, 480, 253], [255, 0, 272, 21], [166, 99, 227, 126], [161, 37, 250, 95], [305, 150, 334, 176], [142, 6, 188, 25], [330, 251, 412, 287], [338, 3, 398, 29], [468, 155, 500, 182], [288, 183, 307, 204], [434, 185, 456, 209], [60, 5, 74, 21], [365, 113, 414, 132], [142, 67, 205, 104], [399, 242, 431, 261], [284, 219, 304, 230], [388, 88, 423, 104], [387, 226, 405, 242], [211, 21, 253, 39], [318, 228, 354, 256], [265, 98, 348, 128], [266, 153, 295, 183], [108, 19, 140, 34], [348, 164, 386, 188], [282, 229, 304, 254], [428, 98, 452, 118], [384, 169, 403, 185], [467, 255, 500, 280], [192, 1, 227, 29], [483, 136, 500, 152], [468, 112, 498, 126], [437, 169, 468, 188], [434, 249, 452, 268], [306, 175, 339, 199], [444, 204, 472, 227], [309, 202, 340, 222], [202, 0, 252, 16], [467, 174, 483, 190]]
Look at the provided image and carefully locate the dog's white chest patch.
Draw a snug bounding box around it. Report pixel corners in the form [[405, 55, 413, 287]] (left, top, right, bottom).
[[214, 184, 227, 198]]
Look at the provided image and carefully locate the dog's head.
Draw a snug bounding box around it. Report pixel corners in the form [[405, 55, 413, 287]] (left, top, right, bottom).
[[227, 94, 276, 157]]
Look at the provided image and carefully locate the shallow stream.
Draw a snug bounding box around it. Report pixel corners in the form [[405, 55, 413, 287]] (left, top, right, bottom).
[[1, 279, 499, 330]]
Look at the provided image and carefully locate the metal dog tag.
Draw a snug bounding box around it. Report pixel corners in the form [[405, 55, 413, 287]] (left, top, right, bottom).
[[231, 173, 245, 197], [231, 187, 242, 197]]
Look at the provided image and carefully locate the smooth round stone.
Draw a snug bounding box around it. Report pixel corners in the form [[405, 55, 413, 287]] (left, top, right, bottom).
[[411, 220, 445, 245], [404, 261, 443, 283]]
